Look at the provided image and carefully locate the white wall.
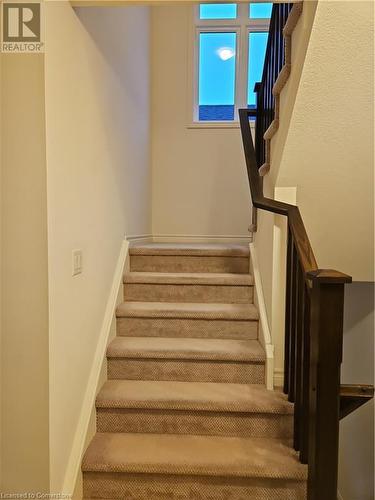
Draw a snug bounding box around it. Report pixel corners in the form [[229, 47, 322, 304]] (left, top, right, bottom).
[[1, 54, 50, 493], [151, 5, 252, 240], [339, 283, 374, 500], [0, 50, 2, 490], [44, 2, 151, 491]]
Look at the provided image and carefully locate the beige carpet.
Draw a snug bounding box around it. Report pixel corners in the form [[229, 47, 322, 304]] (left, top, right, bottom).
[[124, 272, 254, 303], [82, 243, 306, 498]]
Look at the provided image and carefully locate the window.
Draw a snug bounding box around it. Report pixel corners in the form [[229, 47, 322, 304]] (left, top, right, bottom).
[[249, 3, 273, 19], [192, 3, 271, 124], [247, 31, 268, 107], [199, 3, 237, 20], [199, 32, 237, 121]]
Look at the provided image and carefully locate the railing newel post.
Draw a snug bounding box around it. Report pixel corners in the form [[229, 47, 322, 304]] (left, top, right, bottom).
[[306, 270, 350, 500]]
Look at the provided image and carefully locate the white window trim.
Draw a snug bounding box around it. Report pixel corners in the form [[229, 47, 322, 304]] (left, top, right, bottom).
[[186, 3, 270, 129]]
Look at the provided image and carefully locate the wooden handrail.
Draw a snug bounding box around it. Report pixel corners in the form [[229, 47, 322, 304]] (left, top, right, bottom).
[[239, 105, 373, 500], [239, 5, 373, 499], [240, 103, 374, 497], [239, 108, 349, 281]]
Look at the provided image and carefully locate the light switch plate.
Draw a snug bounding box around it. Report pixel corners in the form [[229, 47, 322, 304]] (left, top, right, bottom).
[[72, 249, 83, 276]]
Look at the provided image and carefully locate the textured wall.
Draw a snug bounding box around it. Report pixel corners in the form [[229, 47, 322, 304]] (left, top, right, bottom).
[[275, 0, 374, 281]]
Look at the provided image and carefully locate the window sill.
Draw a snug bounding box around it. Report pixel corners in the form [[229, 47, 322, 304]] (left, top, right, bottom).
[[187, 121, 255, 130]]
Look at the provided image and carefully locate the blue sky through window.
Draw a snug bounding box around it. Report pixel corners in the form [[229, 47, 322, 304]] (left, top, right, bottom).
[[199, 32, 236, 106], [249, 3, 273, 19], [199, 3, 237, 19], [197, 4, 270, 120], [247, 32, 268, 106]]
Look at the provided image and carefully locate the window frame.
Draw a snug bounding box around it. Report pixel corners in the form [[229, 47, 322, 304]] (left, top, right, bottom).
[[188, 3, 270, 129]]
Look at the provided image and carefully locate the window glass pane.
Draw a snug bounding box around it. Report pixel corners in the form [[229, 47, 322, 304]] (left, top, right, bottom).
[[199, 32, 236, 121], [199, 3, 237, 20], [249, 3, 272, 19], [247, 32, 268, 107]]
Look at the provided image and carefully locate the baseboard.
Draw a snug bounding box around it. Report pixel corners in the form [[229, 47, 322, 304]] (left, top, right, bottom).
[[62, 239, 129, 496], [249, 242, 274, 390], [153, 234, 252, 244], [126, 233, 153, 244], [274, 369, 284, 389], [124, 233, 252, 244]]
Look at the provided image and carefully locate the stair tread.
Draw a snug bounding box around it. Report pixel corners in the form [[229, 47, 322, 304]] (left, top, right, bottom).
[[107, 337, 265, 362], [82, 432, 307, 480], [96, 380, 293, 414], [116, 301, 259, 320], [124, 272, 253, 286], [129, 243, 249, 257]]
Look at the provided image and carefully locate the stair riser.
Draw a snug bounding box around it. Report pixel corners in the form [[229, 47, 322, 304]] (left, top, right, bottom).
[[83, 472, 306, 500], [97, 408, 293, 438], [130, 255, 249, 274], [124, 284, 253, 304], [117, 318, 258, 340], [107, 359, 265, 384]]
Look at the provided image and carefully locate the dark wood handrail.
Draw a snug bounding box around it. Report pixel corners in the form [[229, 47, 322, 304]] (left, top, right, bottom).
[[240, 104, 374, 497], [239, 105, 367, 500], [239, 108, 349, 281]]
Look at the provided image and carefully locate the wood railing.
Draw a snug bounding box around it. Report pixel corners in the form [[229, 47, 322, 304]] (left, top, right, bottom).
[[239, 108, 373, 500], [254, 2, 292, 169], [240, 4, 373, 498]]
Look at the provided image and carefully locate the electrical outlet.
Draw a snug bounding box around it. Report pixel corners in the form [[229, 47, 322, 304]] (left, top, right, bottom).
[[72, 249, 83, 276]]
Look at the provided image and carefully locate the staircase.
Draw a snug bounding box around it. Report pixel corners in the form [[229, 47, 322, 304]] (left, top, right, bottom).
[[82, 243, 307, 499]]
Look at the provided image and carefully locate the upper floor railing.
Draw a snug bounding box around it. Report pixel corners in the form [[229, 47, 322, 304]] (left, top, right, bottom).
[[254, 2, 292, 170]]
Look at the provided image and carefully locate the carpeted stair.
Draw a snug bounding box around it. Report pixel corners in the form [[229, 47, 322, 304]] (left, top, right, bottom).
[[82, 243, 307, 499]]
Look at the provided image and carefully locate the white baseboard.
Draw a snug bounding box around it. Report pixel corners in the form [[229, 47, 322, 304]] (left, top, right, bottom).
[[249, 242, 274, 390], [62, 239, 129, 496], [274, 369, 284, 388], [124, 233, 252, 244], [153, 233, 252, 244], [126, 233, 153, 244]]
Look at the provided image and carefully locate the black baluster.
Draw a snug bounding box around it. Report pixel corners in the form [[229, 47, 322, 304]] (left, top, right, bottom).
[[288, 243, 297, 402], [294, 263, 304, 451], [283, 227, 292, 394], [300, 283, 311, 464]]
